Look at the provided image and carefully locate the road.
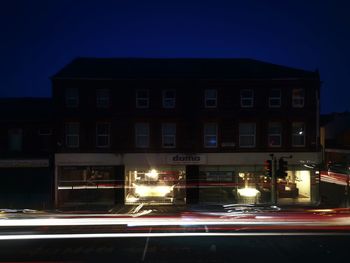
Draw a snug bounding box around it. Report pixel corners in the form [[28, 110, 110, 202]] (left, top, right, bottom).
[[1, 205, 350, 262]]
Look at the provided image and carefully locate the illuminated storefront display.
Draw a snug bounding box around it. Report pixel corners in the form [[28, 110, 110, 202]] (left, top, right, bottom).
[[125, 168, 186, 204]]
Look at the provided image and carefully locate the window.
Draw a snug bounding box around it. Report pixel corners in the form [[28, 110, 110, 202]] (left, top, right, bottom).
[[162, 123, 176, 148], [136, 89, 149, 108], [205, 89, 217, 108], [292, 88, 305, 108], [8, 128, 23, 152], [65, 88, 79, 107], [135, 123, 149, 148], [38, 128, 52, 151], [240, 89, 254, 108], [65, 123, 79, 148], [204, 123, 217, 148], [96, 123, 111, 148], [269, 89, 281, 108], [96, 89, 110, 108], [239, 123, 256, 148], [162, 90, 176, 108], [268, 122, 282, 147], [292, 122, 305, 147]]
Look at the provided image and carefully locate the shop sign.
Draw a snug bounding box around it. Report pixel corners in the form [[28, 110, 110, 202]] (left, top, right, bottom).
[[167, 154, 207, 164], [0, 159, 49, 168]]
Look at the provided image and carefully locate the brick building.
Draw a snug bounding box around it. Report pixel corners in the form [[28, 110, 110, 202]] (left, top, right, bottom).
[[52, 58, 321, 208], [0, 98, 53, 209]]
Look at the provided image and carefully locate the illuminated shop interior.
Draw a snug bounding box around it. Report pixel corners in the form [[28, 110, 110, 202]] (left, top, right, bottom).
[[125, 168, 186, 205]]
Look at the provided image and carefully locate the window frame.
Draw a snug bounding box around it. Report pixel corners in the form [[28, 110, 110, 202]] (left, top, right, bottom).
[[269, 89, 281, 108], [96, 88, 110, 108], [239, 122, 256, 148], [240, 89, 254, 108], [268, 122, 282, 148], [65, 122, 79, 148], [65, 88, 79, 108], [204, 89, 217, 108], [162, 123, 176, 148], [135, 123, 150, 148], [136, 89, 149, 109], [292, 88, 305, 108], [162, 89, 176, 109], [96, 122, 111, 148], [204, 123, 218, 148], [292, 122, 306, 147]]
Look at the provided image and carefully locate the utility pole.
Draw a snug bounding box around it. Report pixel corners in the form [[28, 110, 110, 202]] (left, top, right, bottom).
[[270, 154, 277, 205]]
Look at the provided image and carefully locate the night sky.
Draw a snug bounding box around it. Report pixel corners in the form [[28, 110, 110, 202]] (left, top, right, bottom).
[[1, 0, 349, 114]]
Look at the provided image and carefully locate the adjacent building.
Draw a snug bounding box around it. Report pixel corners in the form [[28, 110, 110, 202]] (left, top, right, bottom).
[[0, 98, 53, 209], [52, 58, 322, 208]]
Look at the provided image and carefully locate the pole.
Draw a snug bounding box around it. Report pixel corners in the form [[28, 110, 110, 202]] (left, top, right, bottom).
[[347, 166, 350, 208], [270, 154, 277, 205]]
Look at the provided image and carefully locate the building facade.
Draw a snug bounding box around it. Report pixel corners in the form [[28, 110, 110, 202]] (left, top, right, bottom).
[[52, 58, 321, 208], [0, 98, 53, 209]]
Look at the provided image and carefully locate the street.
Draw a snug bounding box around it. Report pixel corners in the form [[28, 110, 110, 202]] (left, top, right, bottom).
[[1, 205, 350, 262]]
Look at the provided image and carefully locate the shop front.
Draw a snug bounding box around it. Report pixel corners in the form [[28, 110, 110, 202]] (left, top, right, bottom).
[[55, 154, 124, 208]]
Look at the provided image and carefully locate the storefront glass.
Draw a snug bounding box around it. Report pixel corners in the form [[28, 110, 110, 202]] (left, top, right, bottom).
[[57, 166, 118, 207], [277, 170, 311, 204], [125, 167, 186, 204]]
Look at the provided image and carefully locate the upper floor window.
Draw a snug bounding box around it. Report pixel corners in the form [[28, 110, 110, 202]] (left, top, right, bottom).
[[292, 122, 305, 147], [292, 88, 305, 108], [204, 123, 218, 148], [163, 90, 176, 108], [38, 128, 52, 151], [268, 122, 282, 147], [136, 89, 149, 108], [65, 123, 79, 148], [96, 123, 111, 148], [239, 123, 256, 148], [269, 89, 281, 108], [205, 89, 217, 108], [240, 89, 254, 108], [96, 89, 110, 108], [162, 123, 176, 148], [65, 88, 79, 108], [135, 123, 149, 148], [8, 128, 23, 152]]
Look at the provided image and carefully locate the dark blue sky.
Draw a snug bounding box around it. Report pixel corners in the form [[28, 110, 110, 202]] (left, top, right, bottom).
[[1, 0, 349, 113]]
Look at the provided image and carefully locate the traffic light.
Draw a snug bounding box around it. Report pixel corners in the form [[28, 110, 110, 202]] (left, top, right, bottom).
[[278, 158, 288, 178], [264, 160, 272, 177]]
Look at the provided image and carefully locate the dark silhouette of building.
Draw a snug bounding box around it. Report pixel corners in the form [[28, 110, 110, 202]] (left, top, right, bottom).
[[0, 98, 53, 209], [51, 58, 321, 208]]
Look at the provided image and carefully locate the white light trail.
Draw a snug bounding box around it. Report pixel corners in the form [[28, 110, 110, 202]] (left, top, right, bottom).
[[1, 232, 350, 240]]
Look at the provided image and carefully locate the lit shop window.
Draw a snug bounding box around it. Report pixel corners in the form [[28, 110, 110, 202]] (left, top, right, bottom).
[[204, 89, 217, 108], [96, 123, 111, 148], [269, 89, 281, 108], [65, 123, 79, 148], [292, 122, 305, 147], [65, 88, 79, 108], [292, 88, 305, 108], [162, 123, 176, 148], [135, 123, 149, 148], [8, 128, 23, 152], [240, 89, 254, 108], [204, 123, 218, 148], [125, 168, 186, 205], [96, 88, 110, 108], [162, 89, 176, 108], [136, 89, 149, 108], [268, 122, 282, 147], [239, 123, 256, 148]]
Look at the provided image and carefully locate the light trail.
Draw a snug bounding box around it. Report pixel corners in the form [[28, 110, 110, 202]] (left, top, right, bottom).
[[1, 232, 350, 240]]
